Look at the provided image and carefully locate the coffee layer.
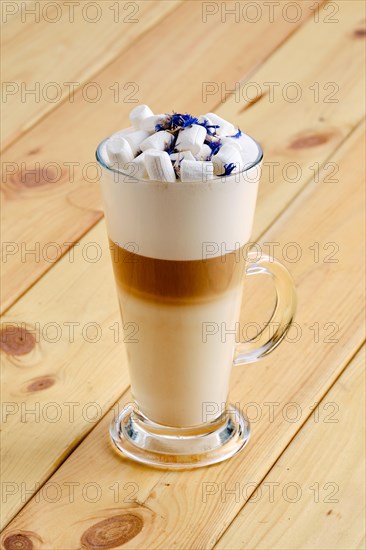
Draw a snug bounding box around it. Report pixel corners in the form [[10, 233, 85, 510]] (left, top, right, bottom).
[[109, 239, 246, 304], [116, 287, 243, 426]]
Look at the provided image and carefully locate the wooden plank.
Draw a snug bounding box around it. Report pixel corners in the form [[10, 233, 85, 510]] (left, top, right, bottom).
[[0, 0, 321, 313], [1, 117, 364, 544], [1, 0, 181, 149], [216, 346, 366, 550]]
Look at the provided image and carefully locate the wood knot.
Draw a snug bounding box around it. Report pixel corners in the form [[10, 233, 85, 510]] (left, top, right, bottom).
[[0, 326, 36, 356], [353, 28, 366, 37], [80, 514, 143, 549], [10, 166, 66, 189], [3, 534, 34, 550], [289, 133, 330, 149], [26, 376, 55, 393]]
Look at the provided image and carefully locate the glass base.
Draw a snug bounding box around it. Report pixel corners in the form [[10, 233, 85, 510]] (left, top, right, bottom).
[[110, 404, 251, 469]]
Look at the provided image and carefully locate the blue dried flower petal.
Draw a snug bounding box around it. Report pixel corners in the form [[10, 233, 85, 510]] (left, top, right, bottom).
[[170, 113, 198, 130], [166, 133, 177, 154], [232, 128, 242, 138], [219, 163, 236, 176], [154, 114, 172, 132], [206, 124, 220, 135], [206, 140, 222, 157], [197, 119, 219, 136]]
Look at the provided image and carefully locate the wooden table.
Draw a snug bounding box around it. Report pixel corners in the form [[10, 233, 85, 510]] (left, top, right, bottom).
[[1, 1, 365, 548]]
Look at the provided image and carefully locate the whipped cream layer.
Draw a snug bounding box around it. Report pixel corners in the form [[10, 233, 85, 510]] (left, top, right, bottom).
[[99, 161, 261, 261]]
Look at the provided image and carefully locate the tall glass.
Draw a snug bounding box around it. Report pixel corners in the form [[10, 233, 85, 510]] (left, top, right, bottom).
[[96, 135, 296, 468]]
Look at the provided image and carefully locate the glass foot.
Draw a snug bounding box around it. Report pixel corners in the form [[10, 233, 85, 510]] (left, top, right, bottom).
[[110, 404, 250, 469]]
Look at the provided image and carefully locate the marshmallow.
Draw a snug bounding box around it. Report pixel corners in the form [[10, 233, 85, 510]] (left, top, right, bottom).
[[197, 115, 217, 136], [221, 136, 243, 152], [180, 160, 214, 182], [140, 130, 174, 152], [221, 131, 251, 148], [140, 114, 168, 133], [175, 125, 206, 154], [129, 104, 154, 129], [205, 113, 236, 137], [197, 115, 212, 125], [212, 143, 243, 175], [129, 152, 148, 179], [145, 150, 176, 182], [222, 133, 260, 169], [170, 151, 195, 163], [106, 137, 134, 168], [195, 144, 212, 161], [123, 130, 150, 155]]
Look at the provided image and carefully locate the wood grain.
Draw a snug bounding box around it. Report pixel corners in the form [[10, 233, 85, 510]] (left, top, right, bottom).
[[216, 346, 366, 550], [1, 0, 181, 149], [1, 117, 364, 545], [0, 0, 321, 313]]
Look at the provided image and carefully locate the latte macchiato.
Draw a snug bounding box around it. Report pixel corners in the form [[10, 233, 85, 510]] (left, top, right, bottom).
[[97, 106, 295, 467], [98, 118, 261, 426]]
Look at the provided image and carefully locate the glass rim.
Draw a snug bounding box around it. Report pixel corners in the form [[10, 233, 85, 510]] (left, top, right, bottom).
[[95, 134, 264, 184]]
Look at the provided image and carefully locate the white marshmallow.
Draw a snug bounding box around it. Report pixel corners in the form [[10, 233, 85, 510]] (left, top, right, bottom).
[[212, 143, 243, 175], [205, 113, 235, 137], [140, 114, 168, 133], [195, 144, 212, 161], [140, 130, 174, 152], [175, 125, 206, 155], [180, 160, 214, 182], [123, 130, 150, 155], [197, 115, 217, 137], [197, 115, 212, 125], [170, 151, 195, 163], [222, 133, 260, 169], [129, 152, 148, 180], [145, 150, 176, 182], [129, 104, 154, 129], [222, 131, 251, 148], [106, 137, 134, 168], [220, 135, 242, 152]]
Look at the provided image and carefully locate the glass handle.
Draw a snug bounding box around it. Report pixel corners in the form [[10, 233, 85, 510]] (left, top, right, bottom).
[[234, 252, 297, 366]]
